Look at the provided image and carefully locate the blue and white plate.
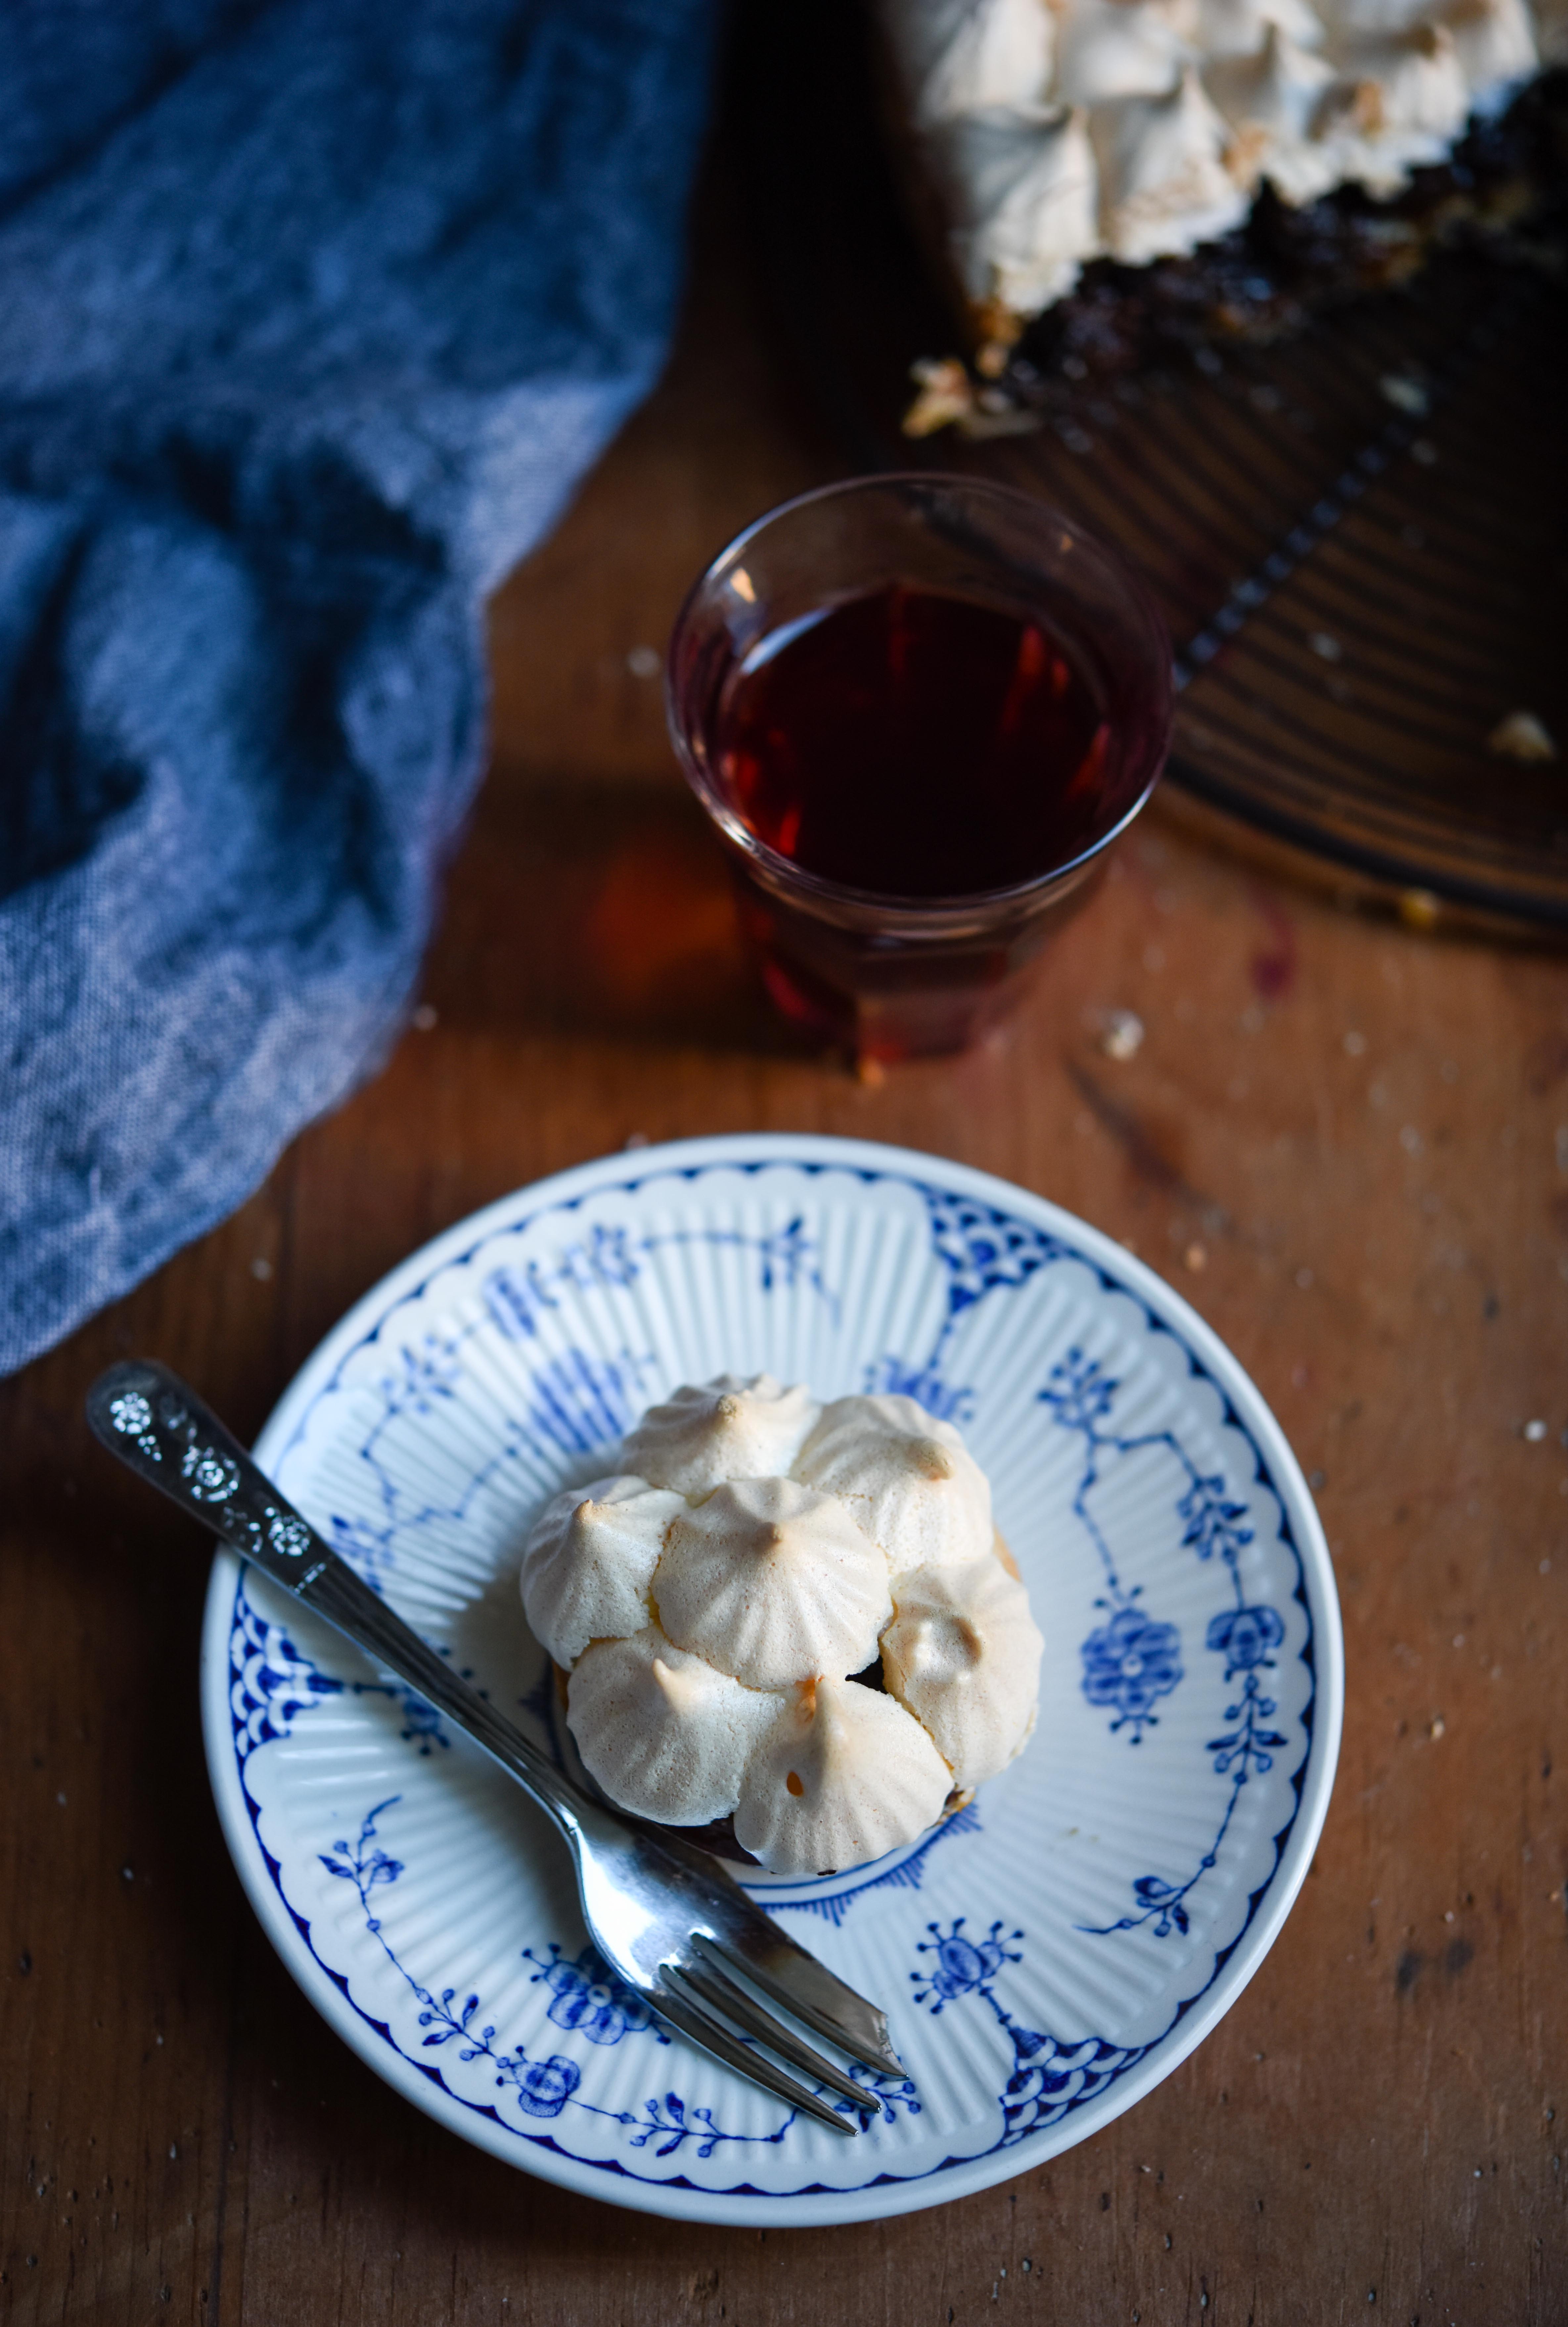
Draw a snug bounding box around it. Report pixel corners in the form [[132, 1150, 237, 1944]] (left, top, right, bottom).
[[202, 1134, 1342, 2225]]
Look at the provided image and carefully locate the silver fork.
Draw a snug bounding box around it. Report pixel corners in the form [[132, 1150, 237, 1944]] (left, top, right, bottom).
[[87, 1360, 907, 2136]]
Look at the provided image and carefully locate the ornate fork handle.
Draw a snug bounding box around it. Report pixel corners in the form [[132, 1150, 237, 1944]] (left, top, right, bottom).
[[85, 1359, 598, 1846]]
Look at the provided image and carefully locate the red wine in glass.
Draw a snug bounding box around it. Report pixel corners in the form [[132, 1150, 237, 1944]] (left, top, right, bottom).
[[666, 479, 1173, 1063], [716, 583, 1112, 901]]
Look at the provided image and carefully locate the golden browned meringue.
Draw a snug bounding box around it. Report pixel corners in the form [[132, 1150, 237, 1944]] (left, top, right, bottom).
[[566, 1629, 783, 1826], [1334, 20, 1471, 147], [520, 1474, 685, 1668], [619, 1372, 820, 1500], [517, 1377, 1044, 1876], [732, 1676, 954, 1878], [1056, 0, 1192, 105], [655, 1476, 893, 1692], [904, 0, 1058, 124], [1208, 23, 1340, 198], [1444, 0, 1539, 93], [881, 1557, 1045, 1790], [1196, 0, 1327, 59], [791, 1392, 994, 1577], [929, 103, 1102, 312], [1094, 65, 1251, 264]]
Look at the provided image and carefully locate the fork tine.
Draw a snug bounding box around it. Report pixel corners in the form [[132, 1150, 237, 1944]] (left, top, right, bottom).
[[672, 1957, 871, 2110], [653, 1975, 857, 2136], [691, 1929, 909, 2082], [624, 1825, 911, 2079]]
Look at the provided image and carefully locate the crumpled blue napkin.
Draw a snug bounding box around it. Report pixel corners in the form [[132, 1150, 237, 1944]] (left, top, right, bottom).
[[0, 0, 716, 1377]]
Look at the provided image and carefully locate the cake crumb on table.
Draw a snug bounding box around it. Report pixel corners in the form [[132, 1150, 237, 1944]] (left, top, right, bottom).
[[1398, 891, 1441, 932], [1101, 1009, 1144, 1062], [1487, 710, 1557, 763]]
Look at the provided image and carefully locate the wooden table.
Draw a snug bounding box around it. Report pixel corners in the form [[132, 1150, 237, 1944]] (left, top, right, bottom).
[[4, 109, 1565, 2327]]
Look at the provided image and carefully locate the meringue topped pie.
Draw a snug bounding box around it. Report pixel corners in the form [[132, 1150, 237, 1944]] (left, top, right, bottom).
[[882, 0, 1553, 342], [880, 0, 1563, 414], [519, 1375, 1043, 1878]]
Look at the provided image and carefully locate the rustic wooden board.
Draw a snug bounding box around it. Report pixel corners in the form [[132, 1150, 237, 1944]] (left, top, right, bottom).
[[3, 91, 1565, 2327]]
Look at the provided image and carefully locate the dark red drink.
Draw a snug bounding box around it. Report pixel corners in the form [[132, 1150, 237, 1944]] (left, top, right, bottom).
[[666, 478, 1173, 1061], [717, 584, 1111, 900]]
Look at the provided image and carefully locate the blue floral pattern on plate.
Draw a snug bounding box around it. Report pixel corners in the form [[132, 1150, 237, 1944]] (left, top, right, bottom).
[[1079, 1605, 1184, 1733], [205, 1137, 1339, 2225]]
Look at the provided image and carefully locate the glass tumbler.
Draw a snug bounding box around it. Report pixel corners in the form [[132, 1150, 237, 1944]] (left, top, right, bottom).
[[665, 473, 1173, 1061]]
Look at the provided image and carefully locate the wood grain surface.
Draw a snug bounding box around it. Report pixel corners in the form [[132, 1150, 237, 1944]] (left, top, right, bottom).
[[3, 90, 1566, 2327]]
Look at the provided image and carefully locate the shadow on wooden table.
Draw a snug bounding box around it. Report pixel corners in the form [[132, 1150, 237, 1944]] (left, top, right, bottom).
[[424, 771, 813, 1058]]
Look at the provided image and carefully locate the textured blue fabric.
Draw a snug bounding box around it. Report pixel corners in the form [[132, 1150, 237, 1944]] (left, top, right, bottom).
[[0, 0, 716, 1376]]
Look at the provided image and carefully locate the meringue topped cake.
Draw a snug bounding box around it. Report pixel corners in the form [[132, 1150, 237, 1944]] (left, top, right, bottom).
[[518, 1376, 1043, 1878], [878, 0, 1563, 395]]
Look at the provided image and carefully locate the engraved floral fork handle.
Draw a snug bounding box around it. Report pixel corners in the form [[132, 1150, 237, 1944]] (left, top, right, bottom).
[[87, 1359, 909, 2133]]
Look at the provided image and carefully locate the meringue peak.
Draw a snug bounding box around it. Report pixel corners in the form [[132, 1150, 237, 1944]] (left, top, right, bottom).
[[650, 1653, 701, 1712], [1443, 0, 1538, 99], [1196, 0, 1327, 50], [929, 102, 1102, 311], [1056, 0, 1193, 106], [1208, 21, 1340, 195], [519, 1474, 683, 1668], [620, 1373, 821, 1499], [568, 1629, 782, 1828], [793, 1393, 994, 1577], [655, 1475, 893, 1692], [1093, 62, 1251, 261], [734, 1676, 953, 1878], [881, 1556, 1045, 1790], [897, 0, 1058, 125]]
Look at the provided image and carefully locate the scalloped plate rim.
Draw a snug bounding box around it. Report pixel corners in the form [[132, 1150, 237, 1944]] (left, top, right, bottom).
[[199, 1131, 1344, 2226]]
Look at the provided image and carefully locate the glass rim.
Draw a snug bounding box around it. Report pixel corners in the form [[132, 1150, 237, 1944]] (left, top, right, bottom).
[[664, 470, 1174, 920]]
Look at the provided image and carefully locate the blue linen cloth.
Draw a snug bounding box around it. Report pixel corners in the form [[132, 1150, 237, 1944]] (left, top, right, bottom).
[[0, 0, 716, 1377]]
